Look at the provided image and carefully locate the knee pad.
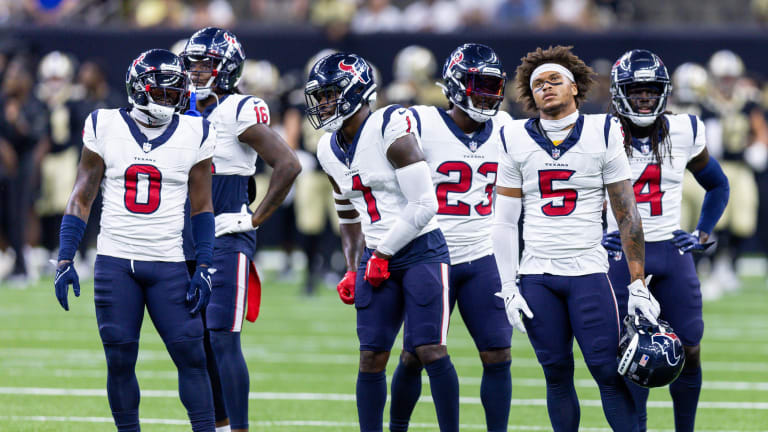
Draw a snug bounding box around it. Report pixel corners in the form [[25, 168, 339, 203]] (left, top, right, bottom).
[[103, 342, 139, 375], [99, 323, 137, 345], [167, 339, 207, 370], [588, 362, 623, 387], [542, 357, 575, 385]]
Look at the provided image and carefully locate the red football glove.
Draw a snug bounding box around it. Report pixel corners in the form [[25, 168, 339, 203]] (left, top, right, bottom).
[[364, 254, 390, 287], [337, 271, 356, 305]]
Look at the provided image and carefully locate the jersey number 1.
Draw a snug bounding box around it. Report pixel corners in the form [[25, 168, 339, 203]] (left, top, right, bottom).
[[124, 164, 162, 214], [633, 163, 664, 216], [352, 174, 380, 223]]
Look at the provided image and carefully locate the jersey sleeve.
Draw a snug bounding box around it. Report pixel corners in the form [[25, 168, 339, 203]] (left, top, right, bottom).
[[236, 96, 271, 136], [688, 115, 707, 161], [382, 105, 419, 153], [496, 127, 522, 188], [82, 110, 101, 156], [603, 116, 632, 184], [197, 119, 216, 163]]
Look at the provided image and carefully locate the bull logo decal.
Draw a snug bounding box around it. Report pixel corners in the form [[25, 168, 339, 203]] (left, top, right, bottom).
[[652, 333, 682, 366], [338, 59, 370, 84]]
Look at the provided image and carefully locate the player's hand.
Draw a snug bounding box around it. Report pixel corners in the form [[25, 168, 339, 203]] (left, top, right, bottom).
[[336, 271, 356, 305], [601, 230, 623, 260], [364, 253, 390, 287], [214, 204, 256, 237], [494, 282, 533, 334], [187, 265, 215, 315], [53, 259, 80, 311], [671, 230, 715, 254], [628, 275, 660, 325]]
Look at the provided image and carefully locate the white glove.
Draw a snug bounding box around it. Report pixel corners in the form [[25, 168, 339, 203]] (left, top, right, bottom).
[[627, 275, 660, 325], [494, 282, 534, 334], [214, 204, 257, 237]]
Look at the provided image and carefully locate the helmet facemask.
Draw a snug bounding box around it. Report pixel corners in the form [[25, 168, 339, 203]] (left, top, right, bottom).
[[305, 78, 376, 133], [183, 54, 223, 100], [130, 71, 189, 125], [445, 71, 506, 123], [612, 80, 671, 127]]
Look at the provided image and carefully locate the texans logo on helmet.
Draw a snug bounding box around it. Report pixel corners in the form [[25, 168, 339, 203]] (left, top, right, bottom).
[[448, 52, 464, 72], [222, 32, 244, 58], [338, 59, 370, 84], [132, 52, 147, 69], [652, 332, 682, 366]]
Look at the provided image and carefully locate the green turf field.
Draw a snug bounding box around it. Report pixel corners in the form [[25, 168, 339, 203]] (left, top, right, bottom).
[[1, 273, 766, 431]]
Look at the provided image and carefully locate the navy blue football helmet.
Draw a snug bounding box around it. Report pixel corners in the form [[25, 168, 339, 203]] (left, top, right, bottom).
[[611, 49, 671, 127], [440, 43, 506, 123], [304, 52, 377, 132], [181, 27, 245, 99], [125, 49, 189, 125], [618, 314, 685, 388]]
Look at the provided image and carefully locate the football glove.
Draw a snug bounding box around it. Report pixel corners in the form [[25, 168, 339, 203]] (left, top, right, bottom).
[[364, 254, 390, 287], [671, 230, 716, 254], [337, 271, 356, 305], [187, 265, 216, 315], [602, 230, 623, 260], [53, 260, 80, 311], [215, 204, 256, 237], [494, 282, 534, 334], [628, 275, 660, 325]]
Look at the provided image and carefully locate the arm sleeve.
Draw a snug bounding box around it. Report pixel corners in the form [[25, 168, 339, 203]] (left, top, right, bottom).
[[236, 97, 271, 136], [82, 110, 101, 157], [688, 116, 707, 162], [196, 119, 216, 163], [376, 161, 437, 256], [491, 194, 522, 287], [692, 156, 730, 234], [382, 106, 419, 153], [603, 117, 632, 184], [496, 129, 522, 188]]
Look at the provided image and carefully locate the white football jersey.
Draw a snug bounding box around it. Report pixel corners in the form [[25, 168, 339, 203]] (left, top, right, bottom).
[[316, 104, 440, 249], [498, 114, 631, 276], [203, 93, 269, 176], [606, 114, 706, 241], [413, 105, 514, 264], [83, 108, 215, 261]]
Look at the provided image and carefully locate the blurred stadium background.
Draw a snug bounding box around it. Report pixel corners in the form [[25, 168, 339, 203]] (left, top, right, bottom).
[[0, 0, 767, 430]]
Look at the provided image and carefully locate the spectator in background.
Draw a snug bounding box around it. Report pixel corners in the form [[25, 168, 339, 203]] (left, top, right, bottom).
[[0, 57, 50, 286], [402, 0, 461, 33], [492, 0, 543, 28], [350, 0, 402, 33], [309, 0, 356, 40], [187, 0, 235, 28], [539, 0, 598, 30], [249, 0, 309, 24]]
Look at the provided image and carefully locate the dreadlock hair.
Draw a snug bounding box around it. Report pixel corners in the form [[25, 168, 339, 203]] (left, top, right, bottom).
[[514, 45, 596, 114], [610, 106, 673, 166]]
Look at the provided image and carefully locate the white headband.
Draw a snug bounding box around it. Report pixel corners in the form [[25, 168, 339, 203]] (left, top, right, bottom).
[[530, 63, 575, 89]]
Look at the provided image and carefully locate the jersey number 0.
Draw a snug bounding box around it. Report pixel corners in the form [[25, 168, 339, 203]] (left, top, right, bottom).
[[124, 164, 162, 214]]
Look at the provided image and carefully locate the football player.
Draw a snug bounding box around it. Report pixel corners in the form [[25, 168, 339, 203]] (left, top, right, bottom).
[[603, 49, 730, 432], [181, 27, 301, 432], [53, 49, 217, 431], [387, 43, 515, 432], [306, 52, 460, 432], [494, 45, 652, 431]]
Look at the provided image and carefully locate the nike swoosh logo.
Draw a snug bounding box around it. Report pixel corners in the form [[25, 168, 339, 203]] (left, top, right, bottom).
[[397, 109, 406, 114]]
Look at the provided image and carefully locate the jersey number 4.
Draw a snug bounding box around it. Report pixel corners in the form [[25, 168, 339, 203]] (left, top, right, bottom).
[[436, 161, 497, 216], [633, 163, 664, 216], [124, 164, 162, 214], [538, 169, 577, 216]]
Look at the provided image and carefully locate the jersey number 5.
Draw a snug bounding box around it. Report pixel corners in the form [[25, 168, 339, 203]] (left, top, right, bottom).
[[124, 164, 162, 214], [538, 169, 577, 216], [633, 163, 664, 216], [436, 161, 497, 216]]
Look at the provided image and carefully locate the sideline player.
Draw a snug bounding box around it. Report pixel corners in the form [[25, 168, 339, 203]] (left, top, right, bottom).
[[493, 45, 655, 431], [306, 52, 460, 432], [53, 49, 217, 431], [387, 43, 515, 432], [603, 49, 729, 432], [181, 27, 301, 432]]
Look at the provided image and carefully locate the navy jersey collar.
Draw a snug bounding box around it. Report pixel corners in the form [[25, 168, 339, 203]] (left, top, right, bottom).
[[202, 94, 230, 119], [437, 107, 492, 151], [630, 115, 669, 155], [119, 108, 179, 152], [331, 113, 371, 168], [524, 115, 584, 160]]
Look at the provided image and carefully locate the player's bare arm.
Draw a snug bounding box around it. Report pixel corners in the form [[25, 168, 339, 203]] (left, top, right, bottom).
[[329, 175, 365, 272], [606, 179, 645, 282], [239, 123, 301, 227], [497, 185, 522, 198], [59, 146, 105, 265]]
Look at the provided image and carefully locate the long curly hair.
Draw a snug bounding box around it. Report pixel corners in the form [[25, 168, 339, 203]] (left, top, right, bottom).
[[514, 45, 596, 113]]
